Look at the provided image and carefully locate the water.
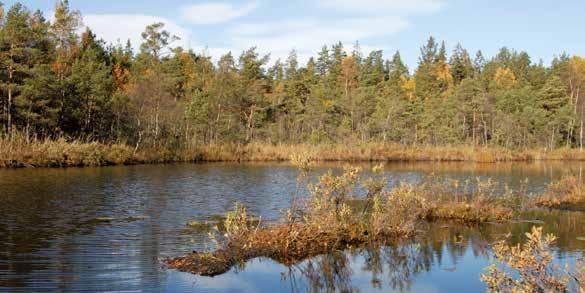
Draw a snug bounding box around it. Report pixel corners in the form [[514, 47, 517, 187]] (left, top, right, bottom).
[[0, 161, 584, 292]]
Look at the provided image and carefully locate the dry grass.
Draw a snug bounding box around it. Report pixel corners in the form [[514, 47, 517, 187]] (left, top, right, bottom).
[[196, 143, 535, 163], [166, 161, 519, 277], [167, 165, 415, 276], [534, 176, 585, 210], [0, 137, 132, 167], [168, 222, 407, 277], [391, 175, 520, 223], [196, 143, 585, 163], [5, 137, 585, 168], [0, 136, 204, 168]]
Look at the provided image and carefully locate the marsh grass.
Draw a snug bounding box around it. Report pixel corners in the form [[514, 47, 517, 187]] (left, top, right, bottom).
[[534, 175, 585, 210], [0, 135, 200, 168], [167, 158, 520, 277], [196, 143, 585, 163], [383, 174, 522, 223], [6, 136, 585, 168]]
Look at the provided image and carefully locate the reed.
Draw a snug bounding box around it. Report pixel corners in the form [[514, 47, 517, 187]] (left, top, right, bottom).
[[0, 135, 197, 168], [5, 136, 585, 169]]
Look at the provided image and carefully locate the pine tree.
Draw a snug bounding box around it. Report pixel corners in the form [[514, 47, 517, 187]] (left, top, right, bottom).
[[415, 36, 440, 99], [139, 22, 179, 60], [316, 45, 329, 77], [0, 3, 35, 134], [371, 51, 409, 142], [387, 51, 409, 86], [52, 0, 81, 54], [474, 50, 485, 74], [51, 0, 82, 135], [69, 29, 113, 137], [285, 50, 298, 80], [450, 43, 474, 84]]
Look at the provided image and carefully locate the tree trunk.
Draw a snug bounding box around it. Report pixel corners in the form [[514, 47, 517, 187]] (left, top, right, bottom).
[[246, 106, 255, 142], [579, 118, 583, 151], [7, 61, 13, 137], [483, 118, 488, 146], [550, 126, 555, 150], [154, 99, 160, 148], [383, 112, 391, 142], [134, 116, 142, 153], [472, 112, 476, 145], [567, 120, 574, 148]]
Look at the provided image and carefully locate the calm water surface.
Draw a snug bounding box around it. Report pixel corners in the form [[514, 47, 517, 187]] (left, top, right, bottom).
[[1, 162, 584, 292]]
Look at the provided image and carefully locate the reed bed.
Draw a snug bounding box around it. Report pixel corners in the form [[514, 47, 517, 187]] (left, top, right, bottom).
[[0, 136, 199, 168], [4, 136, 585, 168]]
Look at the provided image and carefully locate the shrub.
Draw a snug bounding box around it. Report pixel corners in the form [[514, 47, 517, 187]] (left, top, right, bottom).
[[481, 226, 585, 293]]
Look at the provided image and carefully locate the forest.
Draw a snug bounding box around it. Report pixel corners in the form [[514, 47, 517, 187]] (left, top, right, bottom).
[[1, 0, 585, 153]]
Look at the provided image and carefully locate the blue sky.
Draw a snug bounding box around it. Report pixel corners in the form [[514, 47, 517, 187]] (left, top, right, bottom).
[[5, 0, 585, 68]]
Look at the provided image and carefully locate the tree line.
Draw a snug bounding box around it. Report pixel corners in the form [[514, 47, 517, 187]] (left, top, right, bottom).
[[1, 1, 584, 150]]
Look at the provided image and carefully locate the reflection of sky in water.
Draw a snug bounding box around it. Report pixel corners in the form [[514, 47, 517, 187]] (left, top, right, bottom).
[[173, 221, 584, 293], [169, 244, 490, 292], [0, 161, 584, 292]]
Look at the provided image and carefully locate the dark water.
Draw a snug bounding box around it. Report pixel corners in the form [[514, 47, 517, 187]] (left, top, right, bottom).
[[0, 162, 584, 292]]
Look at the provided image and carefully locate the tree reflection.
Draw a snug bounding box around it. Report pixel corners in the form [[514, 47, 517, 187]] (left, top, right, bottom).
[[279, 222, 507, 292]]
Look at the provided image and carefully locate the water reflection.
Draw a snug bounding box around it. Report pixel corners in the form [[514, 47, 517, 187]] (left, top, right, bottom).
[[0, 161, 584, 291], [196, 213, 585, 293]]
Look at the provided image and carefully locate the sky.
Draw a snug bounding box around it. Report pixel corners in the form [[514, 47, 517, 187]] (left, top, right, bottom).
[[4, 0, 585, 68]]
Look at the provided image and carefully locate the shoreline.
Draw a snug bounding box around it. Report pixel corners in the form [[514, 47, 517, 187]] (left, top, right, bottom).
[[3, 140, 585, 169]]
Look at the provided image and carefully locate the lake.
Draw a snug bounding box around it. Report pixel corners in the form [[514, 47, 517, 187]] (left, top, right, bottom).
[[1, 162, 584, 292]]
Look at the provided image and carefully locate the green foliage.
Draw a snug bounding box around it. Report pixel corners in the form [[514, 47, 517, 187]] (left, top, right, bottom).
[[139, 22, 179, 59]]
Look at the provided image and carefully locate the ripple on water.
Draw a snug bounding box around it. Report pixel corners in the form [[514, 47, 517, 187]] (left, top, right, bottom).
[[0, 161, 584, 292]]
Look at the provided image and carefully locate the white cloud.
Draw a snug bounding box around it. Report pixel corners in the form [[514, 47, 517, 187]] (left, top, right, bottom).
[[82, 14, 192, 51], [230, 20, 315, 36], [181, 1, 259, 25], [77, 0, 445, 65], [216, 0, 445, 64], [191, 45, 235, 60], [228, 17, 408, 63], [317, 0, 444, 14]]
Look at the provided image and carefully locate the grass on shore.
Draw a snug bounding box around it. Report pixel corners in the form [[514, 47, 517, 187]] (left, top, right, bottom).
[[197, 143, 585, 163], [5, 136, 585, 168], [166, 160, 520, 276], [0, 136, 205, 168]]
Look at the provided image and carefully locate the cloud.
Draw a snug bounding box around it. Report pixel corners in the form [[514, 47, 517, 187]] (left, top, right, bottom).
[[82, 14, 192, 50], [181, 1, 259, 25], [216, 0, 445, 64], [227, 16, 408, 63], [78, 0, 445, 65], [317, 0, 444, 14]]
